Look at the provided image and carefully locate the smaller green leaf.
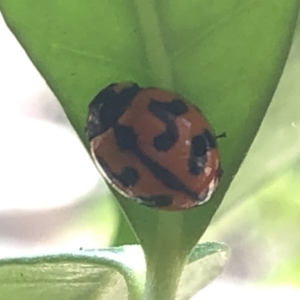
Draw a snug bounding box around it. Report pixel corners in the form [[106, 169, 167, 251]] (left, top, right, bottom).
[[0, 242, 229, 300], [0, 246, 146, 300], [177, 242, 230, 300]]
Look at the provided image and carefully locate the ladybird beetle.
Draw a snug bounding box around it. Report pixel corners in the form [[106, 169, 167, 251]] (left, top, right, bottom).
[[86, 82, 222, 211]]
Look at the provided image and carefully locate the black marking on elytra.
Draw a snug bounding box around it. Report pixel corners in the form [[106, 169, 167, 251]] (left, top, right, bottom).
[[203, 129, 217, 149], [86, 83, 140, 140], [149, 99, 188, 151], [135, 147, 198, 199], [96, 156, 139, 188], [188, 134, 207, 175], [114, 124, 138, 152], [119, 167, 139, 187], [113, 123, 198, 199], [138, 195, 173, 207], [191, 134, 207, 157], [153, 123, 178, 151], [153, 98, 188, 116], [188, 129, 217, 175], [188, 156, 206, 176]]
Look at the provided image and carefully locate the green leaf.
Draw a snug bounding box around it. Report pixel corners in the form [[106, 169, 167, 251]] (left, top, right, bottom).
[[177, 242, 230, 300], [0, 1, 299, 299], [0, 246, 145, 300], [0, 242, 229, 300]]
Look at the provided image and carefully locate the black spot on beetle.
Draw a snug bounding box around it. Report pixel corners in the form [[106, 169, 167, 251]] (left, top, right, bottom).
[[191, 134, 207, 157], [148, 98, 188, 117], [86, 83, 140, 140], [164, 99, 188, 115], [114, 124, 138, 152], [153, 123, 178, 151], [118, 167, 139, 187], [149, 99, 187, 152], [203, 129, 217, 149], [188, 156, 206, 176], [188, 130, 217, 175]]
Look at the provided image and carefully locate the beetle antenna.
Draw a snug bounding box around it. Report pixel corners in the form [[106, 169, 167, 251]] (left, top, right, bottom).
[[216, 132, 226, 139]]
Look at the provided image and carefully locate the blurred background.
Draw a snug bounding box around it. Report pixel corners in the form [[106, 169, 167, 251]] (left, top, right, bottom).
[[0, 13, 300, 300]]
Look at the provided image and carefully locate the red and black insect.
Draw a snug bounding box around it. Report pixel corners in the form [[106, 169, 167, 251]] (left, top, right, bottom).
[[86, 82, 222, 210]]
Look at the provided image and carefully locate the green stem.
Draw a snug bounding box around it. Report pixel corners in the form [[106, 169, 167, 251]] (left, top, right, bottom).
[[133, 0, 173, 89], [142, 214, 188, 300]]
